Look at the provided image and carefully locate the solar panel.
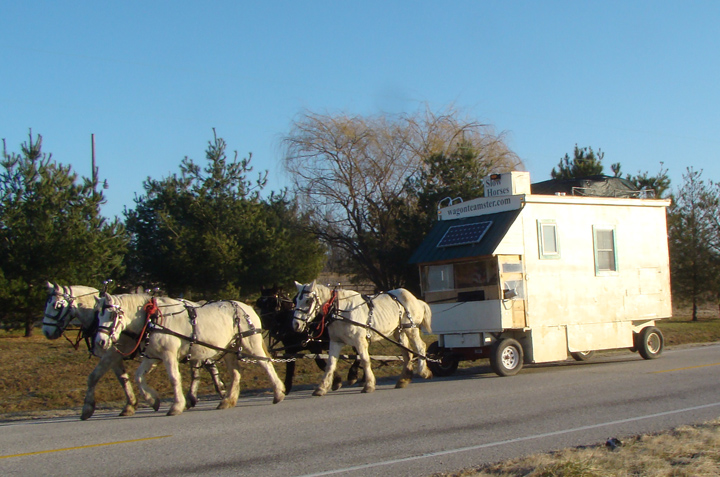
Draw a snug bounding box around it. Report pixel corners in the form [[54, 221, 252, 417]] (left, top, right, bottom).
[[437, 221, 492, 248]]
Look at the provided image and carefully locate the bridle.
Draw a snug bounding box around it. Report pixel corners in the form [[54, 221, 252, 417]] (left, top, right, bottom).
[[43, 293, 74, 334], [43, 287, 97, 335], [292, 286, 322, 325], [96, 302, 126, 343]]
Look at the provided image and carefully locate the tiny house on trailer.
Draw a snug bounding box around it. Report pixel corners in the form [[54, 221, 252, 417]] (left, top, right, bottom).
[[409, 171, 672, 377]]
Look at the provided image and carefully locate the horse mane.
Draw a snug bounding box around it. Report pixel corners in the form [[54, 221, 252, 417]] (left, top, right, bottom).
[[68, 285, 101, 311], [103, 292, 153, 311], [312, 282, 363, 302]]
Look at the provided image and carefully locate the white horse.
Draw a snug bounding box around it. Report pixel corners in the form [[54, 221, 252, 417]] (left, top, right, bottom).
[[42, 283, 138, 420], [42, 283, 224, 420], [292, 281, 433, 396], [95, 293, 285, 416]]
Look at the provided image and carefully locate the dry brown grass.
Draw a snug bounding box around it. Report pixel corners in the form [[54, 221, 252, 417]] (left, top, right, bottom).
[[439, 419, 720, 476]]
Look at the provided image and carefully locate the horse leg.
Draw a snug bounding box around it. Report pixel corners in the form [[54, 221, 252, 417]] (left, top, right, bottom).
[[313, 354, 342, 391], [395, 333, 413, 389], [205, 361, 226, 398], [160, 353, 187, 416], [186, 361, 225, 408], [247, 334, 285, 403], [109, 356, 138, 417], [314, 341, 341, 396], [81, 351, 115, 420], [358, 340, 376, 393], [346, 347, 363, 386], [408, 328, 433, 379], [136, 358, 162, 412], [186, 363, 202, 409], [217, 355, 241, 409]]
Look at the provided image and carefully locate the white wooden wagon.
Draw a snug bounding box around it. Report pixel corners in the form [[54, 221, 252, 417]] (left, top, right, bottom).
[[409, 171, 672, 376]]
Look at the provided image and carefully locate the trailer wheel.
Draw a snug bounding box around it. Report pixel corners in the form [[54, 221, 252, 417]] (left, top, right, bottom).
[[491, 338, 523, 376], [426, 341, 459, 377], [570, 351, 595, 362], [636, 326, 664, 360]]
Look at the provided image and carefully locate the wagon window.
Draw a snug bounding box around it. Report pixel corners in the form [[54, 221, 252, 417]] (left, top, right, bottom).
[[426, 264, 454, 291], [593, 226, 618, 274], [455, 260, 496, 288], [537, 220, 560, 259]]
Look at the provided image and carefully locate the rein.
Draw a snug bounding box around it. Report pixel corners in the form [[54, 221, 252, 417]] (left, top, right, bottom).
[[113, 298, 271, 362], [329, 314, 437, 362]]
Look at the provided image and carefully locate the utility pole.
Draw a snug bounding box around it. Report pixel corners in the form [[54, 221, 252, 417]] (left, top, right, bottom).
[[91, 133, 97, 185]]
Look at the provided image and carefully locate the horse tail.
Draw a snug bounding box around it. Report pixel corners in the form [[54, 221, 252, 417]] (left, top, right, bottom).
[[420, 300, 432, 334]]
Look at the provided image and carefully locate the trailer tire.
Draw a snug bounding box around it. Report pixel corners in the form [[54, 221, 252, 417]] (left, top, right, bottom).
[[636, 326, 664, 360], [491, 338, 523, 376], [426, 341, 459, 377], [570, 351, 595, 361]]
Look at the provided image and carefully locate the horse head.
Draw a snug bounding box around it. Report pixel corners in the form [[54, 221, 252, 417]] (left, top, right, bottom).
[[42, 282, 74, 339], [42, 283, 99, 340], [94, 294, 128, 350], [292, 280, 324, 333]]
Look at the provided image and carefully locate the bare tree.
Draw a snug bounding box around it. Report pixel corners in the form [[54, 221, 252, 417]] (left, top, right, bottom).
[[283, 107, 523, 290]]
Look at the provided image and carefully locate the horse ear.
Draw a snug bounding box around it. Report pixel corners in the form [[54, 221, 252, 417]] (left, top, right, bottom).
[[47, 282, 55, 292]]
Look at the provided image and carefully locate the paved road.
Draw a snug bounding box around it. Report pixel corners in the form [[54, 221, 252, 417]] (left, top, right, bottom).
[[2, 343, 720, 476]]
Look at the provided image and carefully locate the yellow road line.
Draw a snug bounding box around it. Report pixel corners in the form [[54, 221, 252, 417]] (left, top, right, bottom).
[[0, 435, 171, 459], [653, 363, 720, 373]]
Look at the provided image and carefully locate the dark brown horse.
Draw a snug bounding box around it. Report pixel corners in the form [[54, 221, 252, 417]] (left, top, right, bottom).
[[256, 285, 362, 393]]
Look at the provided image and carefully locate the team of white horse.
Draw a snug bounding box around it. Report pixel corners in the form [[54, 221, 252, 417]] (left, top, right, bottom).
[[42, 279, 433, 419]]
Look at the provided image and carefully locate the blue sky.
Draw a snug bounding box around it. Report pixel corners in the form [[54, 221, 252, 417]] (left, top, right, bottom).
[[3, 1, 719, 218]]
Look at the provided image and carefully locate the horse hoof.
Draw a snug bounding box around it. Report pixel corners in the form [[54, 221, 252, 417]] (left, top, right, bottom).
[[346, 378, 358, 386], [166, 407, 183, 416], [186, 395, 198, 408], [217, 398, 236, 409], [81, 405, 95, 421], [331, 379, 343, 391], [119, 406, 136, 417], [395, 379, 411, 389], [312, 389, 326, 397], [273, 393, 285, 404], [361, 386, 375, 393], [421, 369, 433, 379], [152, 400, 161, 412]]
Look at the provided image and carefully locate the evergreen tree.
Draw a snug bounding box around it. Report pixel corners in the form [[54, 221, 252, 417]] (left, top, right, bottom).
[[626, 164, 672, 198], [0, 132, 127, 335], [396, 140, 513, 292], [124, 131, 324, 299], [668, 168, 717, 321], [551, 145, 605, 179]]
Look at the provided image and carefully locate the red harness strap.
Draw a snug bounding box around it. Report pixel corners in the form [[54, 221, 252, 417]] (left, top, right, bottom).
[[116, 297, 158, 358], [143, 297, 160, 323], [322, 290, 337, 316], [308, 290, 338, 341]]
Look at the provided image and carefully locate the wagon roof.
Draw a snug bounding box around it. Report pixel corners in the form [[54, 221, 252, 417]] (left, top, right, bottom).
[[531, 175, 640, 198], [409, 208, 522, 265]]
